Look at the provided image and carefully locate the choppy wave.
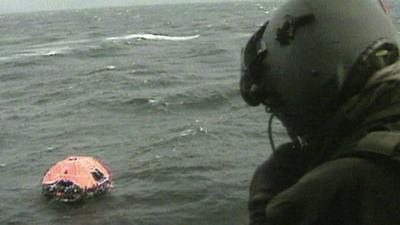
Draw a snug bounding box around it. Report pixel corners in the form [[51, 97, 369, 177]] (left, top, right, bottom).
[[0, 38, 95, 62], [31, 39, 91, 48], [0, 41, 118, 62], [0, 47, 71, 61], [0, 33, 201, 62], [105, 33, 200, 41]]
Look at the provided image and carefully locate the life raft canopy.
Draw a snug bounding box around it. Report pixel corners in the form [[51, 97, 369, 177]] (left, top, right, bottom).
[[42, 156, 113, 203]]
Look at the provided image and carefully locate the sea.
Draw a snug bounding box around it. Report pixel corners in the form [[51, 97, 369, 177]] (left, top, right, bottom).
[[1, 1, 400, 225]]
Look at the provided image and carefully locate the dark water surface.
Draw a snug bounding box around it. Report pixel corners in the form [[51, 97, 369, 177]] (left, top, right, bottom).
[[1, 1, 399, 224]]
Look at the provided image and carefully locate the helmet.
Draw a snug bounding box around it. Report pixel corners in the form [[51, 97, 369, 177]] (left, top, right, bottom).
[[240, 0, 400, 137]]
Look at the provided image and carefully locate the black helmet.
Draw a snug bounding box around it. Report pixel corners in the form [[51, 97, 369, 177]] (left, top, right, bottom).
[[241, 0, 400, 137]]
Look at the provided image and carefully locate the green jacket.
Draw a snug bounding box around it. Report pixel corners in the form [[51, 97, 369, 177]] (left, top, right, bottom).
[[249, 61, 400, 225]]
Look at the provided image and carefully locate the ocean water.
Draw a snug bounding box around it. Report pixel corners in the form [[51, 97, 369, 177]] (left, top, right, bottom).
[[1, 1, 400, 225]]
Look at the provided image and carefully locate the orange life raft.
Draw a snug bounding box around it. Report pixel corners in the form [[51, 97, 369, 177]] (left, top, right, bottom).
[[42, 156, 112, 202]]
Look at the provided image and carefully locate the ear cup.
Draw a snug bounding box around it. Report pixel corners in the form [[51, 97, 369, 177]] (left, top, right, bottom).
[[240, 22, 269, 107]]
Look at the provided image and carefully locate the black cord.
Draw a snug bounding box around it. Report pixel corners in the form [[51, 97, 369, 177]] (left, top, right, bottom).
[[268, 113, 277, 152]]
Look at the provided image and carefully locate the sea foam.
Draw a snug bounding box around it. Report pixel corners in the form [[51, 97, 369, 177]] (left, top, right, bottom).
[[105, 33, 200, 41]]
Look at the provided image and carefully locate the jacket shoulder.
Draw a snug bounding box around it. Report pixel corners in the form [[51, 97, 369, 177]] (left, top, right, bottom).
[[264, 157, 381, 225]]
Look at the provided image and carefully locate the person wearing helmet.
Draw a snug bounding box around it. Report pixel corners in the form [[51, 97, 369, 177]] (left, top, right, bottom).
[[241, 0, 400, 224]]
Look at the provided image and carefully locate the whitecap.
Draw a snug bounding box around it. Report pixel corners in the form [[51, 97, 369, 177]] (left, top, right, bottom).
[[199, 127, 208, 134], [180, 129, 196, 137], [46, 146, 57, 151], [27, 47, 70, 57], [0, 46, 70, 61], [148, 98, 158, 104], [87, 65, 117, 74], [105, 33, 200, 41], [45, 51, 58, 56]]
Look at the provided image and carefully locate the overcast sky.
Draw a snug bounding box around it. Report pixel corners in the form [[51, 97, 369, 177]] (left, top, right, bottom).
[[0, 0, 248, 14]]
